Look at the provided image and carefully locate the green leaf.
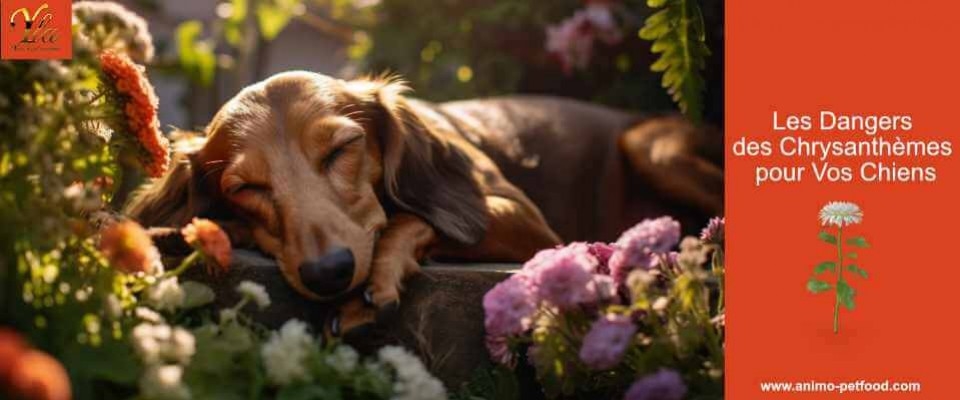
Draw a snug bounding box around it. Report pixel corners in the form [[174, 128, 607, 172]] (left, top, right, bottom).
[[814, 261, 835, 274], [847, 265, 868, 279], [837, 279, 856, 310], [256, 0, 300, 40], [176, 21, 217, 86], [847, 236, 870, 248], [818, 231, 837, 244], [847, 252, 858, 259], [639, 0, 708, 122], [806, 277, 832, 294], [277, 385, 342, 400], [181, 281, 215, 309]]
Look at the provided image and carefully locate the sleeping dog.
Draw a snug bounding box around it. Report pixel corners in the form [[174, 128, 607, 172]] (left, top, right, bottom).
[[125, 71, 722, 334]]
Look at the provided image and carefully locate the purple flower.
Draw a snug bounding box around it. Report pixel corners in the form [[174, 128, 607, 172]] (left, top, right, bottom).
[[700, 217, 725, 246], [483, 276, 536, 338], [609, 217, 681, 285], [579, 314, 637, 370], [624, 369, 687, 400], [526, 245, 601, 309]]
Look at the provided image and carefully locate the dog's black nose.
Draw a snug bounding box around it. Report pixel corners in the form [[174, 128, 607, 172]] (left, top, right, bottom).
[[298, 246, 354, 296]]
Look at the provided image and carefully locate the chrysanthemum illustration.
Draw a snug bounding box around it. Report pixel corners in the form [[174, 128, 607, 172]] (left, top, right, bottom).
[[98, 50, 169, 178], [818, 201, 863, 227], [808, 201, 869, 334], [181, 218, 232, 274], [99, 220, 160, 274]]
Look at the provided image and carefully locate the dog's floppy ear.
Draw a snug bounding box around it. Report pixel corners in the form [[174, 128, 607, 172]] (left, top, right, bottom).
[[123, 149, 211, 228], [365, 79, 487, 245]]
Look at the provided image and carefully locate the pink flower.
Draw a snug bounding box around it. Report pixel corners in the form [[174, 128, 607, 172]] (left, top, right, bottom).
[[579, 314, 637, 370], [545, 3, 623, 74], [483, 276, 536, 338], [585, 242, 616, 274], [484, 335, 515, 368], [527, 245, 601, 309], [700, 217, 725, 246], [624, 369, 687, 400], [609, 217, 681, 285]]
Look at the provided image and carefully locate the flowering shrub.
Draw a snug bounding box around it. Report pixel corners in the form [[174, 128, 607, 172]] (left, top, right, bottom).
[[0, 2, 444, 399], [483, 217, 725, 398]]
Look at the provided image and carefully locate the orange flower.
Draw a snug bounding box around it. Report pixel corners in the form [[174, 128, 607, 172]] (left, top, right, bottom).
[[99, 220, 159, 274], [98, 50, 169, 178], [5, 349, 72, 400], [0, 328, 28, 384], [181, 218, 232, 274]]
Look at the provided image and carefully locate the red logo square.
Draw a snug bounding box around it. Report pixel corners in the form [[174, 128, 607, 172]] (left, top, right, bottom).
[[2, 0, 72, 60]]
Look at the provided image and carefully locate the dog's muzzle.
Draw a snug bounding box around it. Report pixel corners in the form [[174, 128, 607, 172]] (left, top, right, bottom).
[[298, 246, 355, 296]]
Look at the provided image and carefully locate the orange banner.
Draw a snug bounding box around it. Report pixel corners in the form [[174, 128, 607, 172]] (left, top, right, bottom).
[[727, 1, 960, 398]]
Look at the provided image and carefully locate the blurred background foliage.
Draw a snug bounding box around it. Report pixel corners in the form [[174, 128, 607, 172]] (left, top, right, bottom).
[[130, 0, 722, 129]]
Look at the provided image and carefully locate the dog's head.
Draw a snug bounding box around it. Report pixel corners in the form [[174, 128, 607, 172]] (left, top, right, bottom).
[[125, 71, 486, 300]]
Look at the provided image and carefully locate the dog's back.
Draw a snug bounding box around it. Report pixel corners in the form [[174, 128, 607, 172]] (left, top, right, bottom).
[[411, 96, 722, 242]]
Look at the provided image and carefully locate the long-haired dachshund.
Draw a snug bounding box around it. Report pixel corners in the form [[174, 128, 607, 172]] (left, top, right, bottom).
[[125, 71, 722, 334]]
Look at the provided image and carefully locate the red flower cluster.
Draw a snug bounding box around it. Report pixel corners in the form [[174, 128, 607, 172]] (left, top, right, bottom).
[[0, 329, 71, 400], [98, 50, 170, 178], [181, 218, 232, 274]]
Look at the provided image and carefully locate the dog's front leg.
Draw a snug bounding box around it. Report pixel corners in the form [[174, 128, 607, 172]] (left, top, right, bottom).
[[330, 213, 435, 337]]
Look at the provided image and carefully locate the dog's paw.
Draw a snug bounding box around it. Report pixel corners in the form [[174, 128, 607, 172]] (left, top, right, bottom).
[[324, 286, 402, 340]]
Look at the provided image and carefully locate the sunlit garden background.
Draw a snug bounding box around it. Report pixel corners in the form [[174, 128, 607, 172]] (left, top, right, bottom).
[[0, 0, 724, 399]]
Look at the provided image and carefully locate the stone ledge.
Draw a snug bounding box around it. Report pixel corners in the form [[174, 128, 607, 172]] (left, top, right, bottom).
[[183, 249, 516, 388]]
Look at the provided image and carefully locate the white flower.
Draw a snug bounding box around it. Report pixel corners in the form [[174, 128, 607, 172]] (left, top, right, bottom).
[[819, 201, 863, 227], [104, 294, 123, 319], [377, 345, 447, 400], [261, 319, 315, 385], [139, 365, 190, 400], [131, 323, 195, 366], [135, 307, 164, 323], [325, 345, 359, 374], [236, 280, 271, 310], [145, 278, 185, 312]]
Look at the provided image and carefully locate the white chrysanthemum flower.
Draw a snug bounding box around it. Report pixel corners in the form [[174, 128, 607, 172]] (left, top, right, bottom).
[[131, 323, 195, 366], [261, 319, 315, 385], [819, 201, 863, 227], [132, 323, 162, 364], [139, 365, 190, 400], [145, 278, 185, 312], [377, 345, 447, 400], [236, 280, 271, 310], [325, 345, 359, 375], [164, 327, 196, 365], [135, 307, 164, 323]]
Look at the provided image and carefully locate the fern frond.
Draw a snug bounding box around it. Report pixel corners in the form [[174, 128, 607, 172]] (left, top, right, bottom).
[[639, 0, 710, 123]]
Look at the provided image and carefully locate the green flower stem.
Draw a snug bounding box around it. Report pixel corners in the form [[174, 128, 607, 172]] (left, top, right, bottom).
[[163, 250, 201, 279], [833, 227, 843, 334]]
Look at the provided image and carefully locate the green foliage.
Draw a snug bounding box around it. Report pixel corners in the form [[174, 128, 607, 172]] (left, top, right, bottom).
[[176, 21, 216, 86], [813, 261, 835, 274], [818, 231, 837, 244], [257, 0, 301, 40], [846, 236, 870, 248], [806, 278, 832, 293], [638, 0, 709, 122]]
